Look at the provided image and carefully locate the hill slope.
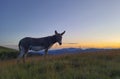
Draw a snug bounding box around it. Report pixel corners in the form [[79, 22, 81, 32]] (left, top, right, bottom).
[[0, 46, 18, 53], [0, 49, 120, 79], [0, 46, 18, 60]]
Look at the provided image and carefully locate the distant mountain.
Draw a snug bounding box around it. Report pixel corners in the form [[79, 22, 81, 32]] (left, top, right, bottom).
[[1, 45, 109, 55], [28, 48, 108, 56]]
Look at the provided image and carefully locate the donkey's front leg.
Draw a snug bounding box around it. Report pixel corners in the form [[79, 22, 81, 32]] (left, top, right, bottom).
[[44, 49, 48, 57], [44, 49, 48, 60]]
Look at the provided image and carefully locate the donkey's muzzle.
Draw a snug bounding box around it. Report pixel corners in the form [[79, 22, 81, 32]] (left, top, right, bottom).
[[59, 42, 62, 45]]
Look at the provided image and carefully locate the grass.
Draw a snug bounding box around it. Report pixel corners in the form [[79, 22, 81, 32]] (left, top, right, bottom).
[[0, 46, 120, 79]]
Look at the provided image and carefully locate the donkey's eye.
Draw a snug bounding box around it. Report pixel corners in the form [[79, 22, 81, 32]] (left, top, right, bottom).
[[56, 36, 61, 41]]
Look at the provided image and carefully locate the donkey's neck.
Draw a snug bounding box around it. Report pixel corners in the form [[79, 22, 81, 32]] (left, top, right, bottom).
[[43, 35, 57, 48], [50, 35, 57, 44]]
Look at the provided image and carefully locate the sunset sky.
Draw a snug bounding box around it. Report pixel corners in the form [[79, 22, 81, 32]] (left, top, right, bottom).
[[1, 0, 120, 49]]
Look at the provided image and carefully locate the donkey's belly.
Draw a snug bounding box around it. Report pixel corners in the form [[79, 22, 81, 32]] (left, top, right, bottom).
[[29, 46, 44, 51]]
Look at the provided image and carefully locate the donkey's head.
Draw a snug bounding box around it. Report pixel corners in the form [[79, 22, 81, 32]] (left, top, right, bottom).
[[54, 30, 65, 45]]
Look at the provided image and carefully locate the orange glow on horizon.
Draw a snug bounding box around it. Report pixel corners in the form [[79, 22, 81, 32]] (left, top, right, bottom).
[[53, 42, 120, 49], [79, 42, 120, 48]]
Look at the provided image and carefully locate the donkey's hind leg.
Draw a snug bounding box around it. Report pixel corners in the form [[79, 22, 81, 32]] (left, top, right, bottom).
[[22, 50, 28, 63], [17, 46, 25, 63], [17, 52, 24, 63]]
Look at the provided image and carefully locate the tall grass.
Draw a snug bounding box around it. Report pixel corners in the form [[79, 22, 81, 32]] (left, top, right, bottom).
[[0, 49, 120, 79]]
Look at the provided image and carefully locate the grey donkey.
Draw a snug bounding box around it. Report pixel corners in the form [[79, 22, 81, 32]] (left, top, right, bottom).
[[17, 30, 65, 63]]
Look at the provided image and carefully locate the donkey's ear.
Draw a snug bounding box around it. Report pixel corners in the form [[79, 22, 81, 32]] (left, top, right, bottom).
[[55, 30, 58, 35], [61, 31, 66, 35]]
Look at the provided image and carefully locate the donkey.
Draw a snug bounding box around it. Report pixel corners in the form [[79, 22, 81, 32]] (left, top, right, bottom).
[[17, 30, 65, 63]]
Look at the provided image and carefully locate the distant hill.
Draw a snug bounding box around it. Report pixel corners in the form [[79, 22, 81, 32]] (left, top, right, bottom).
[[0, 46, 117, 60], [28, 48, 110, 55]]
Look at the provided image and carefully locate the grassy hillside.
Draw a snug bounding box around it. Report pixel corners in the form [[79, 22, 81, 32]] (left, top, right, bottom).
[[0, 49, 120, 79], [0, 46, 18, 60], [0, 46, 17, 52]]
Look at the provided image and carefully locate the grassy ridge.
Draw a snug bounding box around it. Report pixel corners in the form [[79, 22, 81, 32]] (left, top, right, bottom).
[[0, 46, 17, 52], [0, 48, 120, 79], [0, 46, 18, 60]]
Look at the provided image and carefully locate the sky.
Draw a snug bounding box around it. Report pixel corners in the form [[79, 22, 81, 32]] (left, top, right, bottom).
[[0, 0, 120, 49]]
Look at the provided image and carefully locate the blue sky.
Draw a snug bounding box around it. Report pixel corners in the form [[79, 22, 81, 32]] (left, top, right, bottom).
[[1, 0, 120, 48]]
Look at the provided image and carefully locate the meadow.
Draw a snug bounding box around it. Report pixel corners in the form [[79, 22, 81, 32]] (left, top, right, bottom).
[[0, 46, 120, 79]]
